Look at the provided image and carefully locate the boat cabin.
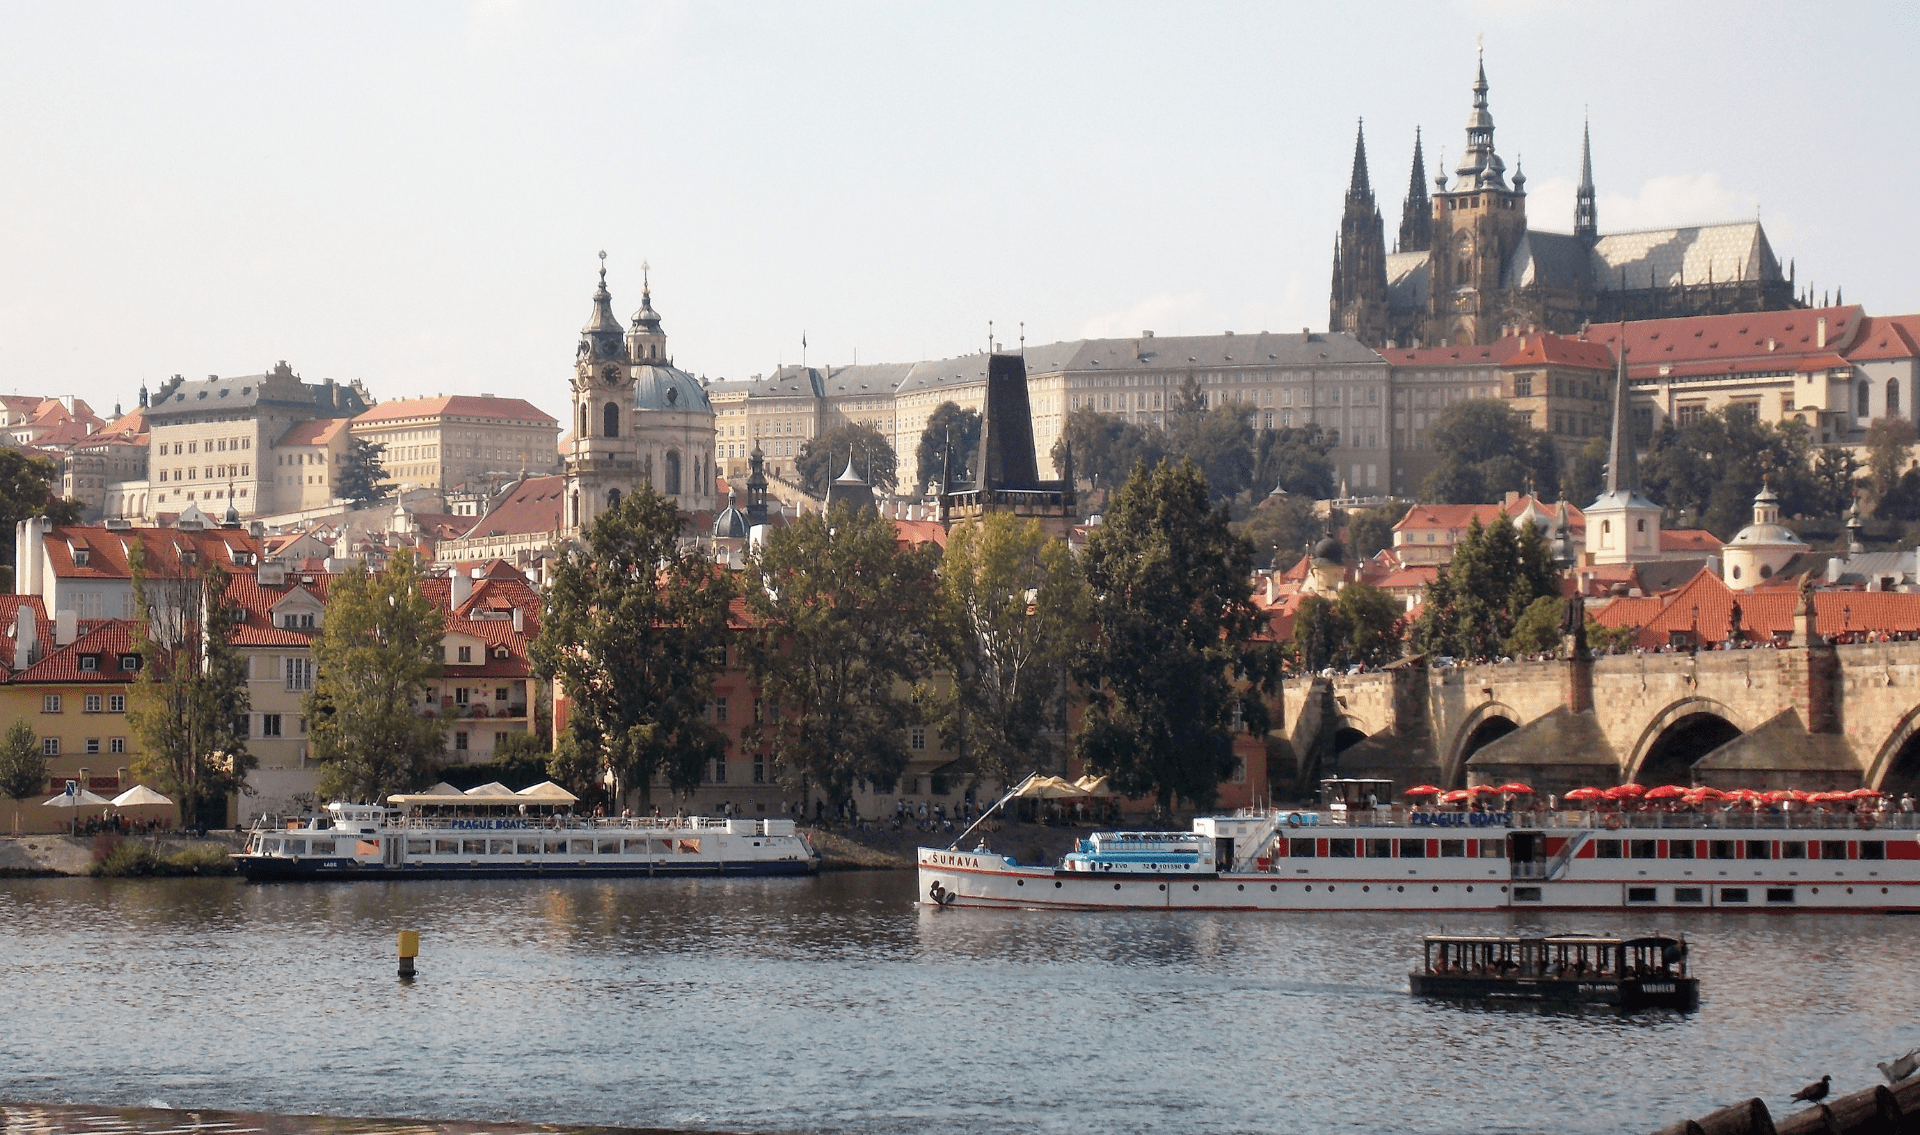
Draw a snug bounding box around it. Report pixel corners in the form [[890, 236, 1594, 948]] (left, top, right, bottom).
[[1419, 934, 1688, 981]]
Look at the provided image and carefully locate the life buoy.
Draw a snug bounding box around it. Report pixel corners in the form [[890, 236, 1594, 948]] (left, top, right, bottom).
[[1605, 814, 1623, 831], [1287, 813, 1303, 828]]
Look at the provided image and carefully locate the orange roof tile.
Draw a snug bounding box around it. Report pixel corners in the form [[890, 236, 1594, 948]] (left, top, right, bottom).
[[353, 395, 558, 427]]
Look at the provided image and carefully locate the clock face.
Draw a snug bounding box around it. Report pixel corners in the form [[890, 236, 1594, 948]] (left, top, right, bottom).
[[602, 366, 621, 386]]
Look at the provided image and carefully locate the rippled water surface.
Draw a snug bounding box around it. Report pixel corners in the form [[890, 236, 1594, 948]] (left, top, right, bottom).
[[0, 872, 1913, 1135]]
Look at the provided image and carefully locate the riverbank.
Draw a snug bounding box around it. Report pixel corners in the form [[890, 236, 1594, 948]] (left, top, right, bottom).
[[805, 819, 1089, 870], [0, 831, 245, 877], [0, 1100, 741, 1135]]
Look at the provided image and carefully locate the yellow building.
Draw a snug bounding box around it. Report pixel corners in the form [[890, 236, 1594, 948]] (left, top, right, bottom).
[[350, 394, 560, 494]]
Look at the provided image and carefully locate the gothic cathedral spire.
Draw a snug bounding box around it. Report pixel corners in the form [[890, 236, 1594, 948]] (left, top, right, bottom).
[[1574, 116, 1599, 245], [1329, 118, 1390, 346], [1398, 126, 1431, 253]]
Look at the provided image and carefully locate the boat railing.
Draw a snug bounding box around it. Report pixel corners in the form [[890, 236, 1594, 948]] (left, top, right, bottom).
[[1261, 808, 1919, 832], [390, 815, 754, 833]]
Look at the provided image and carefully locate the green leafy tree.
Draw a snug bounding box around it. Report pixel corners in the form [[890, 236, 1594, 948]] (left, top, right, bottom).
[[532, 486, 733, 805], [1050, 407, 1167, 492], [1291, 594, 1347, 673], [797, 423, 897, 498], [1232, 492, 1321, 571], [1421, 399, 1561, 504], [1074, 459, 1277, 812], [304, 549, 447, 801], [932, 512, 1090, 785], [335, 436, 391, 505], [1566, 437, 1609, 508], [1165, 403, 1257, 504], [1345, 500, 1412, 561], [0, 449, 84, 588], [0, 720, 47, 835], [127, 543, 253, 826], [1640, 409, 1820, 535], [1864, 417, 1918, 508], [915, 401, 982, 494], [1252, 425, 1335, 500], [1413, 515, 1559, 661], [1814, 445, 1864, 518], [1292, 584, 1403, 672], [742, 504, 939, 813], [1504, 594, 1565, 655]]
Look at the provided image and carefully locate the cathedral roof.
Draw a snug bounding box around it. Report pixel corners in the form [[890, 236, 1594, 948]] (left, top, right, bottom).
[[1590, 221, 1782, 291], [1502, 230, 1592, 291], [632, 363, 711, 414], [1385, 252, 1429, 310]]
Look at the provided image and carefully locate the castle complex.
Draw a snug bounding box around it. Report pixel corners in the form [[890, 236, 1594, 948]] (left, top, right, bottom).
[[1332, 57, 1800, 349]]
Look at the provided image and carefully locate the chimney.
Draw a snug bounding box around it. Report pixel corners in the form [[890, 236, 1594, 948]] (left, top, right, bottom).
[[1302, 328, 1312, 343], [1504, 491, 1519, 506], [14, 605, 36, 670], [450, 571, 473, 608], [511, 606, 524, 634], [1816, 318, 1828, 348], [1266, 572, 1279, 605], [55, 608, 77, 646]]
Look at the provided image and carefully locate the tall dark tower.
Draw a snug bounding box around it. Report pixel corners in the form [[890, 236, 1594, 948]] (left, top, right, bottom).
[[1329, 119, 1390, 346], [1573, 117, 1599, 246], [1397, 127, 1432, 254]]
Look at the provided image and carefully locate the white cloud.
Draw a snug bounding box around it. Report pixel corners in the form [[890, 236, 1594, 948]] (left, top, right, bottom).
[[1598, 173, 1760, 232], [1077, 291, 1213, 340]]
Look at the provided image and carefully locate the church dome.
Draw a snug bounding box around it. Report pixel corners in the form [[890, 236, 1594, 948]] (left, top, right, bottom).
[[1728, 521, 1805, 548], [632, 363, 710, 413], [1311, 535, 1346, 565], [713, 499, 748, 540]]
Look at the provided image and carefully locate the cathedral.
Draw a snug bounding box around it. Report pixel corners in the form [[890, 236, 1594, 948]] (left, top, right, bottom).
[[1331, 57, 1800, 349], [562, 259, 718, 537]]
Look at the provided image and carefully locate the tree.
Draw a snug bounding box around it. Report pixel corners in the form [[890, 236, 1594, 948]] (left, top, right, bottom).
[[1815, 445, 1864, 518], [1864, 417, 1918, 508], [1164, 403, 1257, 504], [915, 402, 982, 494], [1566, 436, 1608, 509], [1412, 515, 1559, 662], [304, 549, 447, 801], [1640, 409, 1821, 536], [0, 449, 83, 589], [1504, 594, 1565, 655], [0, 720, 47, 835], [1051, 407, 1166, 492], [335, 436, 391, 505], [797, 423, 897, 498], [932, 511, 1090, 786], [127, 543, 253, 827], [1292, 584, 1403, 672], [1232, 492, 1320, 571], [1074, 460, 1277, 812], [532, 486, 733, 805], [1345, 500, 1412, 561], [1252, 425, 1335, 500], [1421, 399, 1561, 504], [742, 503, 939, 813]]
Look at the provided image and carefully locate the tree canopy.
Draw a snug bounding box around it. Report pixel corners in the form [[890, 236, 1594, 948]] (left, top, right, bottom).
[[1253, 425, 1336, 500], [1164, 403, 1257, 503], [931, 511, 1090, 786], [742, 503, 939, 811], [127, 543, 253, 826], [532, 486, 734, 805], [335, 436, 391, 505], [1292, 583, 1404, 673], [1412, 514, 1560, 662], [1231, 492, 1321, 571], [0, 449, 83, 589], [915, 401, 981, 494], [1421, 399, 1562, 504], [1051, 407, 1166, 492], [1639, 408, 1820, 536], [1074, 459, 1276, 811], [0, 720, 47, 834], [797, 422, 897, 498], [1344, 499, 1412, 561], [305, 549, 447, 801]]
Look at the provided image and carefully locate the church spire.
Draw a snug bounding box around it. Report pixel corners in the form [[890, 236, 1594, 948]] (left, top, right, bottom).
[[1604, 330, 1637, 496], [579, 251, 625, 364], [1574, 115, 1599, 244], [1346, 119, 1373, 204], [1328, 120, 1389, 346], [626, 258, 667, 363], [1398, 127, 1432, 253], [1453, 52, 1508, 190]]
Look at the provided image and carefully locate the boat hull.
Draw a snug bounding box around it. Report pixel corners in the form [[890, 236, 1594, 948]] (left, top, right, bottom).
[[1409, 971, 1699, 1009], [234, 855, 820, 882]]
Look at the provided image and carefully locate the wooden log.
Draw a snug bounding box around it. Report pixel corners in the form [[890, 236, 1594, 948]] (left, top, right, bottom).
[[1696, 1098, 1779, 1135]]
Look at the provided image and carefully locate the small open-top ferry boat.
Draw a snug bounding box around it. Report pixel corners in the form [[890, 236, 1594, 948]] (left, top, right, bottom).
[[1409, 933, 1698, 1009], [918, 776, 1920, 913], [234, 783, 820, 881]]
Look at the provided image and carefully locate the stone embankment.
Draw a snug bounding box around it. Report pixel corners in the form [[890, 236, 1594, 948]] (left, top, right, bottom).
[[805, 820, 1091, 870], [0, 832, 246, 876]]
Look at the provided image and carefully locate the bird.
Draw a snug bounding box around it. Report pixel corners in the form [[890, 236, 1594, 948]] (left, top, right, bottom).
[[1879, 1049, 1920, 1085], [1790, 1075, 1831, 1104]]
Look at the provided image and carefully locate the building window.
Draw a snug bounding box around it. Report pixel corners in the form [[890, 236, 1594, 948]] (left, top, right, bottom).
[[1512, 373, 1531, 397], [43, 738, 59, 756], [42, 695, 61, 714], [663, 450, 682, 496], [110, 738, 124, 754], [285, 657, 314, 692], [85, 694, 102, 713], [109, 694, 126, 713], [455, 687, 470, 706], [86, 738, 100, 754], [1890, 379, 1901, 416], [713, 697, 728, 725], [603, 402, 620, 438], [79, 655, 98, 671], [494, 732, 508, 749], [455, 731, 468, 751], [457, 645, 472, 663], [259, 714, 282, 738], [911, 727, 926, 750], [1675, 404, 1705, 427], [1859, 382, 1871, 418]]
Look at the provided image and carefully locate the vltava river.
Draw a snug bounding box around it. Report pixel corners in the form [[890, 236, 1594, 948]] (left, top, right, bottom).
[[0, 872, 1912, 1135]]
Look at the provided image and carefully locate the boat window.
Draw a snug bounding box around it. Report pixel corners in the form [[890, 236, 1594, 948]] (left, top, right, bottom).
[[545, 840, 569, 854], [1709, 840, 1735, 860], [1366, 838, 1393, 858], [1860, 840, 1885, 861], [1627, 887, 1657, 903], [1819, 840, 1847, 860], [263, 840, 281, 854], [308, 839, 335, 856], [599, 840, 621, 854], [1766, 887, 1796, 903], [1398, 839, 1426, 858], [1745, 840, 1772, 860], [1327, 838, 1355, 858], [517, 840, 541, 855], [1478, 839, 1505, 859], [1668, 840, 1696, 859], [624, 839, 649, 854], [1594, 839, 1622, 859], [1630, 839, 1657, 859], [1674, 887, 1704, 903], [1721, 887, 1749, 903], [462, 839, 486, 855], [1289, 838, 1315, 857], [287, 840, 306, 855], [1780, 841, 1807, 860], [1439, 839, 1465, 858], [488, 840, 513, 855], [435, 839, 459, 854], [406, 840, 432, 855], [569, 839, 594, 855], [1512, 886, 1541, 902]]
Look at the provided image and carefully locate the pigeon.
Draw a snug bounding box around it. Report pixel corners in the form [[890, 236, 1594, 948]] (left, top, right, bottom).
[[1790, 1075, 1831, 1104], [1879, 1049, 1920, 1085]]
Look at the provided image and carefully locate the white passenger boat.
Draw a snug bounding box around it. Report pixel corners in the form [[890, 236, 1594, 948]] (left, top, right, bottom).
[[919, 777, 1920, 912], [234, 785, 820, 881]]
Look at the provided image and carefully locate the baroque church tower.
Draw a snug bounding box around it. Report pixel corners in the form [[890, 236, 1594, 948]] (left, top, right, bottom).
[[1329, 121, 1390, 346], [1424, 55, 1529, 347], [563, 256, 717, 538]]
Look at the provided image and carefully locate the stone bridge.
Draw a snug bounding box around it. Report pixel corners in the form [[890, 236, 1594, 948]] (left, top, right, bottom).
[[1276, 634, 1920, 800]]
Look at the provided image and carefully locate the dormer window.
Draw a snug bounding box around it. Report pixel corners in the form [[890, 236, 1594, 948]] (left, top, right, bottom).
[[73, 548, 90, 566], [457, 646, 472, 663], [79, 655, 99, 672], [119, 654, 140, 671]]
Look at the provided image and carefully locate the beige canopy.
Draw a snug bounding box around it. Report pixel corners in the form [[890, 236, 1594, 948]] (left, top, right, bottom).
[[420, 782, 465, 796], [110, 785, 174, 807], [1015, 776, 1088, 799], [43, 788, 111, 807], [464, 781, 514, 797], [514, 781, 578, 804], [1072, 775, 1114, 796]]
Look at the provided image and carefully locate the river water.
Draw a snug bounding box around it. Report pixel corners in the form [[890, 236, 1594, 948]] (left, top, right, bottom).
[[0, 871, 1912, 1135]]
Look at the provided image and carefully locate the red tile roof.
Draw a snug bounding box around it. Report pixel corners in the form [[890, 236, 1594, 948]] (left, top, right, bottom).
[[36, 525, 262, 581], [1847, 314, 1920, 362], [1579, 306, 1862, 376], [1502, 334, 1615, 370], [353, 395, 558, 427], [16, 620, 139, 683], [277, 418, 349, 447], [1381, 339, 1523, 367], [458, 475, 565, 539], [1589, 567, 1920, 646], [1660, 529, 1724, 554]]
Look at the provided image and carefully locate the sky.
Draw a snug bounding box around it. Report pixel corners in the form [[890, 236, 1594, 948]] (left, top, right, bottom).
[[2, 1, 1916, 422]]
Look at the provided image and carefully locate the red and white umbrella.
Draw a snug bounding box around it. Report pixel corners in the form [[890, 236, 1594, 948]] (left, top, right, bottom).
[[1496, 782, 1534, 794], [1403, 785, 1442, 796], [1563, 787, 1607, 802]]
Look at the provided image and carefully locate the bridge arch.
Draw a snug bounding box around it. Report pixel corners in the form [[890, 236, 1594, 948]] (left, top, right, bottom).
[[1332, 715, 1371, 756], [1445, 702, 1523, 786], [1866, 706, 1920, 796], [1626, 697, 1748, 786]]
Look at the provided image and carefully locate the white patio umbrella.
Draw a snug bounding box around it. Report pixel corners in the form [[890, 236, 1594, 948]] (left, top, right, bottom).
[[110, 785, 173, 807], [42, 787, 111, 834]]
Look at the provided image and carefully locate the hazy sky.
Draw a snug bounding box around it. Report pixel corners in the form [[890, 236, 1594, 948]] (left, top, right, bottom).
[[3, 1, 1915, 421]]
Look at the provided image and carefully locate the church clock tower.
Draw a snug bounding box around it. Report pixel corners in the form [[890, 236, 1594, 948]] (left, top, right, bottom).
[[565, 253, 641, 536], [1424, 56, 1529, 347]]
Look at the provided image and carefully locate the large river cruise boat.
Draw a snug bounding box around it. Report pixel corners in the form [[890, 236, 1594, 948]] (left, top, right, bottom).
[[918, 777, 1920, 912], [234, 782, 820, 881]]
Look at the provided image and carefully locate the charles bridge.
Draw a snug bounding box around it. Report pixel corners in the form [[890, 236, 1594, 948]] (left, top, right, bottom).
[[1278, 631, 1920, 800]]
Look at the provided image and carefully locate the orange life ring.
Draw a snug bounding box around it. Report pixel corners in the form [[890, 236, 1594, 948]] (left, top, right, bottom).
[[1605, 814, 1623, 831]]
